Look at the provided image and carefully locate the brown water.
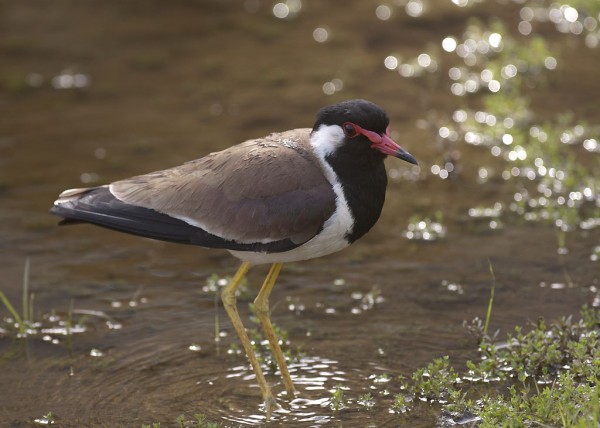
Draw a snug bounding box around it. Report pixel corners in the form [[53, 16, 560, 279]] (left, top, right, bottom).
[[1, 1, 599, 427]]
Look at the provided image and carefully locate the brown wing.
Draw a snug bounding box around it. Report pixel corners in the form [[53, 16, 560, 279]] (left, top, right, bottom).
[[109, 129, 337, 245]]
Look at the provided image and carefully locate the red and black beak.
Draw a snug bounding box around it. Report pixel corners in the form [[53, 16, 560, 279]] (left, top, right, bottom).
[[351, 123, 418, 165]]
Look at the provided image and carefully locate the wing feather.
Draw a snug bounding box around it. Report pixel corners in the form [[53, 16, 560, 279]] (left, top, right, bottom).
[[101, 129, 336, 247]]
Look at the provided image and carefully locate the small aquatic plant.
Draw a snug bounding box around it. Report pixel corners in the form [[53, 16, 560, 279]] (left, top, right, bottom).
[[402, 213, 447, 241], [203, 273, 250, 344], [357, 392, 376, 410], [0, 259, 123, 345], [329, 384, 347, 413], [404, 356, 461, 404], [390, 9, 600, 255], [392, 305, 600, 426], [33, 411, 56, 426], [0, 258, 33, 337], [174, 413, 222, 428]]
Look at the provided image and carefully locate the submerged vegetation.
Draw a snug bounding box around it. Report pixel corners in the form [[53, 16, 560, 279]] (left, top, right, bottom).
[[364, 1, 600, 422], [0, 258, 32, 337], [398, 306, 600, 427], [196, 278, 599, 427], [0, 259, 123, 344], [4, 257, 596, 426], [387, 2, 600, 257], [189, 272, 599, 427]]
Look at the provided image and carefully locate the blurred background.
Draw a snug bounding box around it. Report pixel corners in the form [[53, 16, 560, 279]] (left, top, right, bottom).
[[0, 0, 599, 426]]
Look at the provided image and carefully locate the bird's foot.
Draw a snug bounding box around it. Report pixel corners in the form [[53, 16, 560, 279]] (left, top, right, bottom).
[[285, 386, 296, 399], [263, 394, 281, 420]]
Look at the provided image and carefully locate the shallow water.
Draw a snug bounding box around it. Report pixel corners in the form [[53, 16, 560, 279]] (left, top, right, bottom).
[[1, 1, 599, 427]]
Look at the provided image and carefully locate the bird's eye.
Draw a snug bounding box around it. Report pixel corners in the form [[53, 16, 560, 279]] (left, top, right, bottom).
[[343, 122, 358, 138]]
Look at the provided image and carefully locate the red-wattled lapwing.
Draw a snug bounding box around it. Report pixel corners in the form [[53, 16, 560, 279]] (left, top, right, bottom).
[[50, 99, 417, 416]]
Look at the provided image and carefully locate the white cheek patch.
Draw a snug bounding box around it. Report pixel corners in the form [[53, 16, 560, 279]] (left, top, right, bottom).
[[310, 124, 345, 158]]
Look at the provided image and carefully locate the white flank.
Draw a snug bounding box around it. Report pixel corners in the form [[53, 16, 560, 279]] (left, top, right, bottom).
[[230, 124, 355, 264]]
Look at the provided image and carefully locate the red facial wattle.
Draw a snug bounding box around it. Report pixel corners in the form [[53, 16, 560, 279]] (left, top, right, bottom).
[[343, 122, 418, 165]]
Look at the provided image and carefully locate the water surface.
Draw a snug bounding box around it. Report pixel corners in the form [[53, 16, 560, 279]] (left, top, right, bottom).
[[1, 1, 598, 426]]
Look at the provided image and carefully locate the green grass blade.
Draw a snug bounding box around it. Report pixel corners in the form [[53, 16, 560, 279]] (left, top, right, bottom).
[[22, 257, 30, 324], [29, 292, 35, 325], [484, 259, 495, 337], [214, 285, 220, 344], [66, 298, 74, 336], [0, 291, 24, 330]]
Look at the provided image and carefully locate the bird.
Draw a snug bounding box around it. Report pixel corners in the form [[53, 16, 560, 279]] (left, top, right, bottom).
[[50, 99, 418, 416]]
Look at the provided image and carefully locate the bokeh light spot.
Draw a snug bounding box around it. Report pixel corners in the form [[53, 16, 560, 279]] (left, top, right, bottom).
[[442, 37, 457, 52], [313, 27, 329, 43], [272, 3, 289, 19], [405, 0, 424, 17], [384, 55, 399, 70], [375, 4, 392, 21]]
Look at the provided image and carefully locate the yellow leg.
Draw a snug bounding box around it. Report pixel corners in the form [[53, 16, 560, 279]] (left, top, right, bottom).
[[254, 263, 296, 397], [221, 262, 278, 417]]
